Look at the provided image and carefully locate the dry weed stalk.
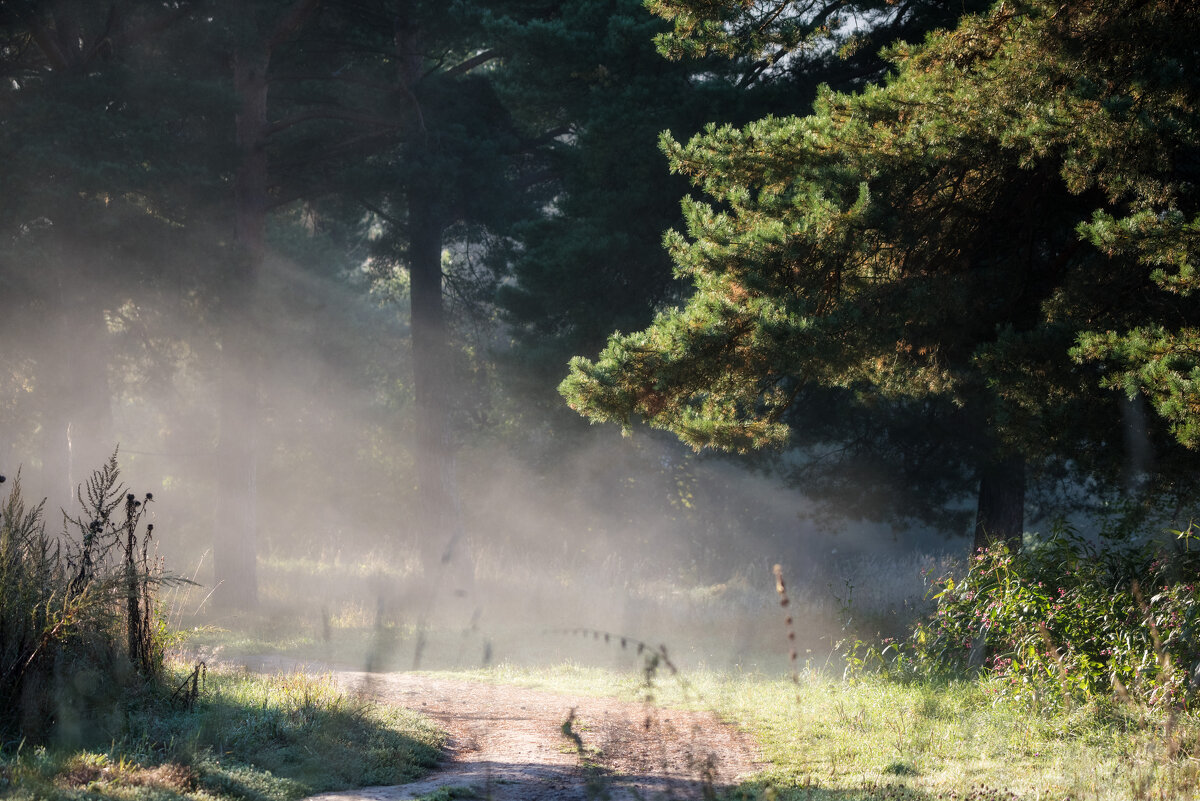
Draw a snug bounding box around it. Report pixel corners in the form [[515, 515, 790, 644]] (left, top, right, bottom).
[[773, 563, 800, 699], [172, 661, 207, 710]]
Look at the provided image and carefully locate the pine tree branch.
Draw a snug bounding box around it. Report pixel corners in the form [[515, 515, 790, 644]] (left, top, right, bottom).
[[357, 197, 404, 228], [24, 15, 69, 71], [442, 48, 503, 79], [78, 3, 118, 65]]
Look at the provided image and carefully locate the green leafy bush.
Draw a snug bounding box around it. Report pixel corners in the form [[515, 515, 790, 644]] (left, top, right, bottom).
[[882, 525, 1200, 709], [0, 455, 174, 743]]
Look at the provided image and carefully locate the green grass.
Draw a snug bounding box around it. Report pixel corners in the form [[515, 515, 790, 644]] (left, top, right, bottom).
[[164, 553, 1200, 799], [440, 662, 1200, 800], [0, 661, 443, 801], [176, 601, 1200, 799]]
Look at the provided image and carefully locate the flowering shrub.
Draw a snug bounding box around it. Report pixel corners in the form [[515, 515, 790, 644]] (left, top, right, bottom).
[[883, 525, 1200, 708]]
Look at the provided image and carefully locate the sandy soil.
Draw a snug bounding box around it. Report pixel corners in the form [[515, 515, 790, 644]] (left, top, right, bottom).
[[238, 657, 764, 801]]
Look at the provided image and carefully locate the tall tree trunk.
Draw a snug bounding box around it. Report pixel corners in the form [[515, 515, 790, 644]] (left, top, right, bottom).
[[407, 182, 452, 570], [211, 0, 321, 606], [395, 11, 469, 581], [212, 48, 268, 609], [209, 0, 320, 608], [973, 451, 1025, 552]]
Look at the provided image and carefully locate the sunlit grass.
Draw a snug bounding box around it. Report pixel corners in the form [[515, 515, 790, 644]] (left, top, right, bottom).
[[443, 661, 1200, 800], [0, 660, 443, 801], [167, 551, 1200, 798]]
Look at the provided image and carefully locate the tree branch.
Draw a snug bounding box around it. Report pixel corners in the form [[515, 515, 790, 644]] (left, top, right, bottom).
[[24, 15, 69, 71], [442, 48, 503, 79], [519, 124, 573, 150], [357, 197, 404, 228], [79, 2, 119, 64]]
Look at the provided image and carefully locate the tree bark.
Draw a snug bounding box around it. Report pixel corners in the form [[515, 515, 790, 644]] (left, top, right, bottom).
[[210, 0, 320, 608], [973, 451, 1025, 552], [211, 48, 269, 609], [407, 182, 453, 570]]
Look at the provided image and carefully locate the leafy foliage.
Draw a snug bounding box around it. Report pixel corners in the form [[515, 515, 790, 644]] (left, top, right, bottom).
[[885, 527, 1200, 709]]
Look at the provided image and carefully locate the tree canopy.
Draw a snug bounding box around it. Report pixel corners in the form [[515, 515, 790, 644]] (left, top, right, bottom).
[[561, 0, 1200, 544]]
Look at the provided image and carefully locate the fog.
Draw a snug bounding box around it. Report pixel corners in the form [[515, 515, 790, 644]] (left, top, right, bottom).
[[2, 243, 963, 676]]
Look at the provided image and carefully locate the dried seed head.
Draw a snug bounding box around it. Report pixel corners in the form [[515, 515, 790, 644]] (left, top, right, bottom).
[[145, 492, 153, 501]]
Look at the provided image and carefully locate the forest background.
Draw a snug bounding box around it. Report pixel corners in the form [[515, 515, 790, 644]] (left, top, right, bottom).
[[1, 0, 1198, 669]]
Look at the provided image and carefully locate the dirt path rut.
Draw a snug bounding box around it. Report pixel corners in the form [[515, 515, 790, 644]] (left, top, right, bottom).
[[245, 661, 763, 801]]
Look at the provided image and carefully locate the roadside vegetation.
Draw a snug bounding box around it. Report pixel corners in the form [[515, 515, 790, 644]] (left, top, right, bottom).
[[11, 455, 1197, 800], [167, 519, 1200, 801], [0, 663, 443, 801], [428, 522, 1200, 800], [0, 464, 442, 801]]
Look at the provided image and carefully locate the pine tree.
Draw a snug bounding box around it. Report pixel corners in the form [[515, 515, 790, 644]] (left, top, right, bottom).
[[561, 0, 1200, 547]]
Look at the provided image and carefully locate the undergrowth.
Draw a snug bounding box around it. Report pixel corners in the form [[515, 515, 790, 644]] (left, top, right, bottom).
[[1, 457, 444, 801], [0, 661, 443, 801], [0, 455, 173, 744], [862, 523, 1200, 711]]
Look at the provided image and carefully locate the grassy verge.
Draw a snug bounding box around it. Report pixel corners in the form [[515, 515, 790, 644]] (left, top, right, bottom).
[[442, 662, 1200, 800], [171, 619, 1200, 798], [0, 660, 443, 801]]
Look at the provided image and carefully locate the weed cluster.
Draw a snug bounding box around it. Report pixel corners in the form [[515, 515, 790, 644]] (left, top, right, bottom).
[[871, 523, 1200, 709], [0, 454, 176, 744]]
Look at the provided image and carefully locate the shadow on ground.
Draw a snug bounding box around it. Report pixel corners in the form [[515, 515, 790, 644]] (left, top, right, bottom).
[[308, 757, 745, 800]]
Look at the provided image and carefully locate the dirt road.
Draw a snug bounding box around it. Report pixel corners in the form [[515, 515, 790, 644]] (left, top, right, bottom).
[[240, 659, 763, 801]]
